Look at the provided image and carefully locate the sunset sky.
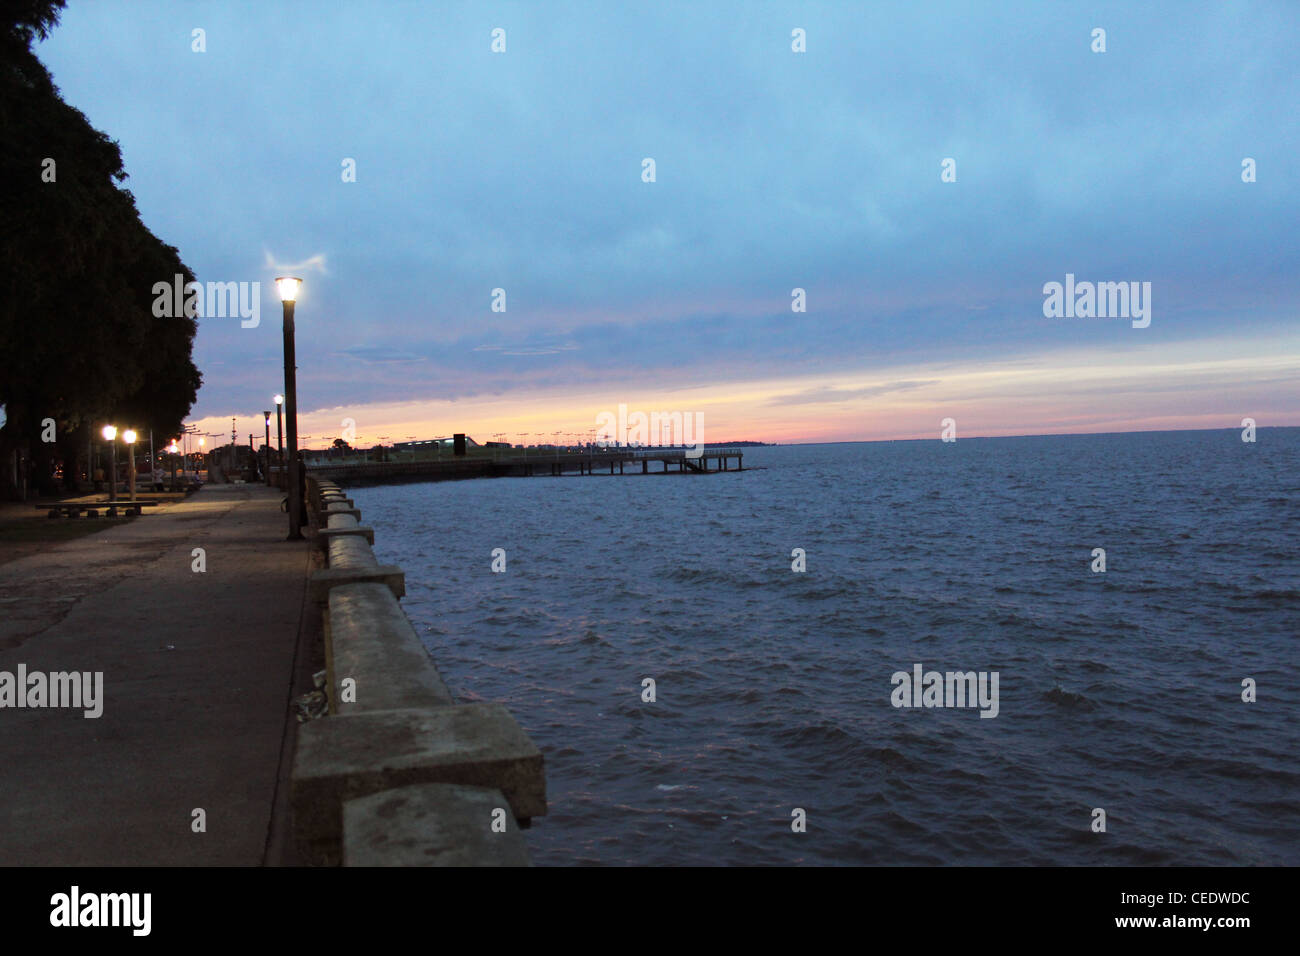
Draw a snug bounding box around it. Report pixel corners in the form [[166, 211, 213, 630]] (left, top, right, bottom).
[[38, 1, 1299, 448]]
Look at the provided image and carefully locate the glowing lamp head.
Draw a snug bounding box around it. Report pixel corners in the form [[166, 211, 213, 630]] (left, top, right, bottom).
[[263, 411, 272, 426], [102, 425, 117, 441], [275, 277, 302, 303], [199, 437, 205, 447], [123, 429, 137, 444], [274, 394, 284, 406]]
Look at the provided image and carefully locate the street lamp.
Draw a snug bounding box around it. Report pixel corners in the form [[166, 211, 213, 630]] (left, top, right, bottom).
[[277, 277, 304, 539], [123, 429, 138, 502], [101, 425, 117, 499], [273, 394, 284, 483], [263, 411, 272, 486]]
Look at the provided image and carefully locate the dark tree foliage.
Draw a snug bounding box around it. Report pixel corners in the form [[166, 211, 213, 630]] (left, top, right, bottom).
[[0, 0, 202, 496]]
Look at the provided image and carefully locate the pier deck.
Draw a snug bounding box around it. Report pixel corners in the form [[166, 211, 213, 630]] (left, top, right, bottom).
[[308, 447, 745, 485]]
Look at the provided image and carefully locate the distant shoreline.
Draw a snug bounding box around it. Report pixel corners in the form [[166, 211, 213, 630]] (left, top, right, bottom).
[[771, 424, 1298, 446]]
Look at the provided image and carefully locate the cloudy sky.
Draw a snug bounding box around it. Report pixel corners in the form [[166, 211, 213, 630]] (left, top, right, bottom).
[[38, 0, 1300, 446]]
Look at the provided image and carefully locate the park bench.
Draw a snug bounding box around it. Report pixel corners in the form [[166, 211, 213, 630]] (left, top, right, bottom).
[[39, 500, 160, 518]]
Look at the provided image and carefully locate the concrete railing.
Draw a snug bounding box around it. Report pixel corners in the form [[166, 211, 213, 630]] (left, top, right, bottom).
[[291, 476, 546, 866]]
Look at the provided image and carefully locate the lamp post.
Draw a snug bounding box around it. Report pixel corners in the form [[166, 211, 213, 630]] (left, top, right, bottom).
[[277, 277, 304, 539], [273, 394, 284, 485], [263, 411, 272, 486], [123, 429, 137, 502], [101, 425, 117, 500]]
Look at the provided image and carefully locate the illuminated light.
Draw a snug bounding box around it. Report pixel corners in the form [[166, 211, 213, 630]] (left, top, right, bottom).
[[275, 276, 302, 302]]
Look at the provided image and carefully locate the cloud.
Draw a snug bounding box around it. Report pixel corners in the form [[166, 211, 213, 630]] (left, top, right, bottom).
[[473, 343, 580, 356], [767, 380, 941, 406], [337, 346, 426, 364]]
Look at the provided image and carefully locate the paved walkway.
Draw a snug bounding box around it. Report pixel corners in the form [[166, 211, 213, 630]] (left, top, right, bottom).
[[0, 484, 312, 865]]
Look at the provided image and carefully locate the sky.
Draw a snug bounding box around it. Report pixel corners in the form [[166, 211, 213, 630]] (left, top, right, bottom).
[[35, 0, 1300, 448]]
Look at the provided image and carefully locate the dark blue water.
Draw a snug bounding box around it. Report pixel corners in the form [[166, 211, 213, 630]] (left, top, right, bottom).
[[352, 429, 1300, 865]]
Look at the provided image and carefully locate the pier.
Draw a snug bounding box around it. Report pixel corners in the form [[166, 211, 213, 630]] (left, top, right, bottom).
[[307, 446, 745, 485]]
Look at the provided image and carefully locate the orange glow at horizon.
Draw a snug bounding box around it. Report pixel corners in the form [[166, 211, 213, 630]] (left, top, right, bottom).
[[191, 332, 1300, 449]]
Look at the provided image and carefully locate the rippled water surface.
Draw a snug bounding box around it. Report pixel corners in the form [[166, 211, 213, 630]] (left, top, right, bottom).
[[351, 430, 1300, 865]]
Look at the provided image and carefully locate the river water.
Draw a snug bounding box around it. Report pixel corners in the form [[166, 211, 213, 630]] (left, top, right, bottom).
[[351, 430, 1300, 865]]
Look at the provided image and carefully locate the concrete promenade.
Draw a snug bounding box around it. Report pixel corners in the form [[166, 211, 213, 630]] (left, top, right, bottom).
[[0, 484, 313, 865]]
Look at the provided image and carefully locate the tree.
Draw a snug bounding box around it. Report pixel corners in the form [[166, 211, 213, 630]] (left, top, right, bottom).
[[0, 1, 201, 497]]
